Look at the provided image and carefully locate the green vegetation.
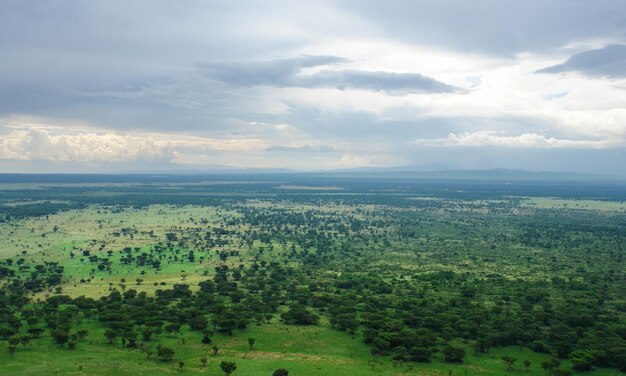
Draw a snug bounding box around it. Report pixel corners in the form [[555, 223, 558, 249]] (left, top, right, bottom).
[[0, 174, 625, 375]]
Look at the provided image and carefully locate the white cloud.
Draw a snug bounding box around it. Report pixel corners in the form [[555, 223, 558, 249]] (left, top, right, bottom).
[[0, 129, 176, 162], [414, 131, 622, 149], [337, 152, 404, 167]]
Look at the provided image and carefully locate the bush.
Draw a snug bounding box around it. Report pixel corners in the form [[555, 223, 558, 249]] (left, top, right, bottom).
[[156, 345, 175, 361]]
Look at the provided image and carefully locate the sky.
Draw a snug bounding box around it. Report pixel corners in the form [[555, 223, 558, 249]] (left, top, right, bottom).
[[1, 0, 626, 174]]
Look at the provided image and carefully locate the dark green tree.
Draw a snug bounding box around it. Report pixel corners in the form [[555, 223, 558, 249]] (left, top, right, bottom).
[[220, 360, 237, 375], [442, 345, 465, 364]]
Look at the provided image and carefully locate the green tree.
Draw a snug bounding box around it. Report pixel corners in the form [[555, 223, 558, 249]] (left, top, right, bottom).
[[157, 345, 175, 361], [273, 369, 289, 376], [104, 329, 117, 344], [220, 360, 237, 375], [20, 336, 31, 348], [144, 345, 154, 359], [248, 337, 255, 350], [52, 330, 70, 347], [442, 345, 465, 364], [570, 350, 596, 371], [202, 333, 212, 344], [409, 346, 432, 363], [502, 355, 517, 371], [548, 369, 572, 376], [541, 358, 561, 372]]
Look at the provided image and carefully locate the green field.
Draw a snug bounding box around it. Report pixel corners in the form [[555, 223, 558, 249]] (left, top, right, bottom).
[[1, 177, 625, 375]]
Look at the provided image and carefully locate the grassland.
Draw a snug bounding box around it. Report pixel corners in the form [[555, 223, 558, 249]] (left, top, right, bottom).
[[1, 176, 625, 375]]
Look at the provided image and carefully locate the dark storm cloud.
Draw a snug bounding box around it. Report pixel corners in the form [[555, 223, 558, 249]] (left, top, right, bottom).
[[336, 0, 626, 56], [536, 44, 626, 78], [201, 56, 459, 93]]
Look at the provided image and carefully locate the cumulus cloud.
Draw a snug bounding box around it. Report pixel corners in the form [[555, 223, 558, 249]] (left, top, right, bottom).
[[536, 44, 626, 78], [0, 129, 176, 162], [201, 56, 458, 93], [414, 131, 623, 149]]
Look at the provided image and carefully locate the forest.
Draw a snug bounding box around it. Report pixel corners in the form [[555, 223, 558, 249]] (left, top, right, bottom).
[[0, 172, 625, 375]]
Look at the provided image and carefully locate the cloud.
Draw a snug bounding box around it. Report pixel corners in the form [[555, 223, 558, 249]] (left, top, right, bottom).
[[536, 44, 626, 78], [336, 0, 626, 56], [201, 55, 348, 87], [201, 56, 458, 93], [414, 131, 622, 149], [1, 1, 626, 174], [338, 152, 405, 167], [300, 69, 459, 93], [543, 92, 569, 101], [0, 129, 176, 162], [265, 144, 335, 152]]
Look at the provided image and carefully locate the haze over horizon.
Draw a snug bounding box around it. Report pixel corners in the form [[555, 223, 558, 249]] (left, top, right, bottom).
[[1, 1, 626, 174]]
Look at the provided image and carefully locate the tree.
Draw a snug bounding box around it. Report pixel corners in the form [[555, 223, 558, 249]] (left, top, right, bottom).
[[409, 346, 432, 363], [200, 356, 208, 367], [165, 322, 181, 337], [178, 361, 185, 370], [18, 336, 30, 348], [27, 327, 45, 338], [523, 359, 531, 371], [144, 345, 154, 359], [548, 369, 572, 376], [202, 333, 212, 345], [220, 360, 237, 375], [442, 345, 465, 364], [8, 344, 16, 358], [76, 329, 88, 342], [141, 328, 153, 341], [541, 358, 561, 372], [570, 350, 596, 371], [213, 345, 219, 355], [273, 369, 289, 376], [280, 304, 319, 325], [157, 345, 175, 361], [502, 355, 517, 371], [122, 331, 138, 348], [104, 329, 117, 344], [189, 315, 208, 331], [52, 330, 70, 347], [248, 337, 255, 350]]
